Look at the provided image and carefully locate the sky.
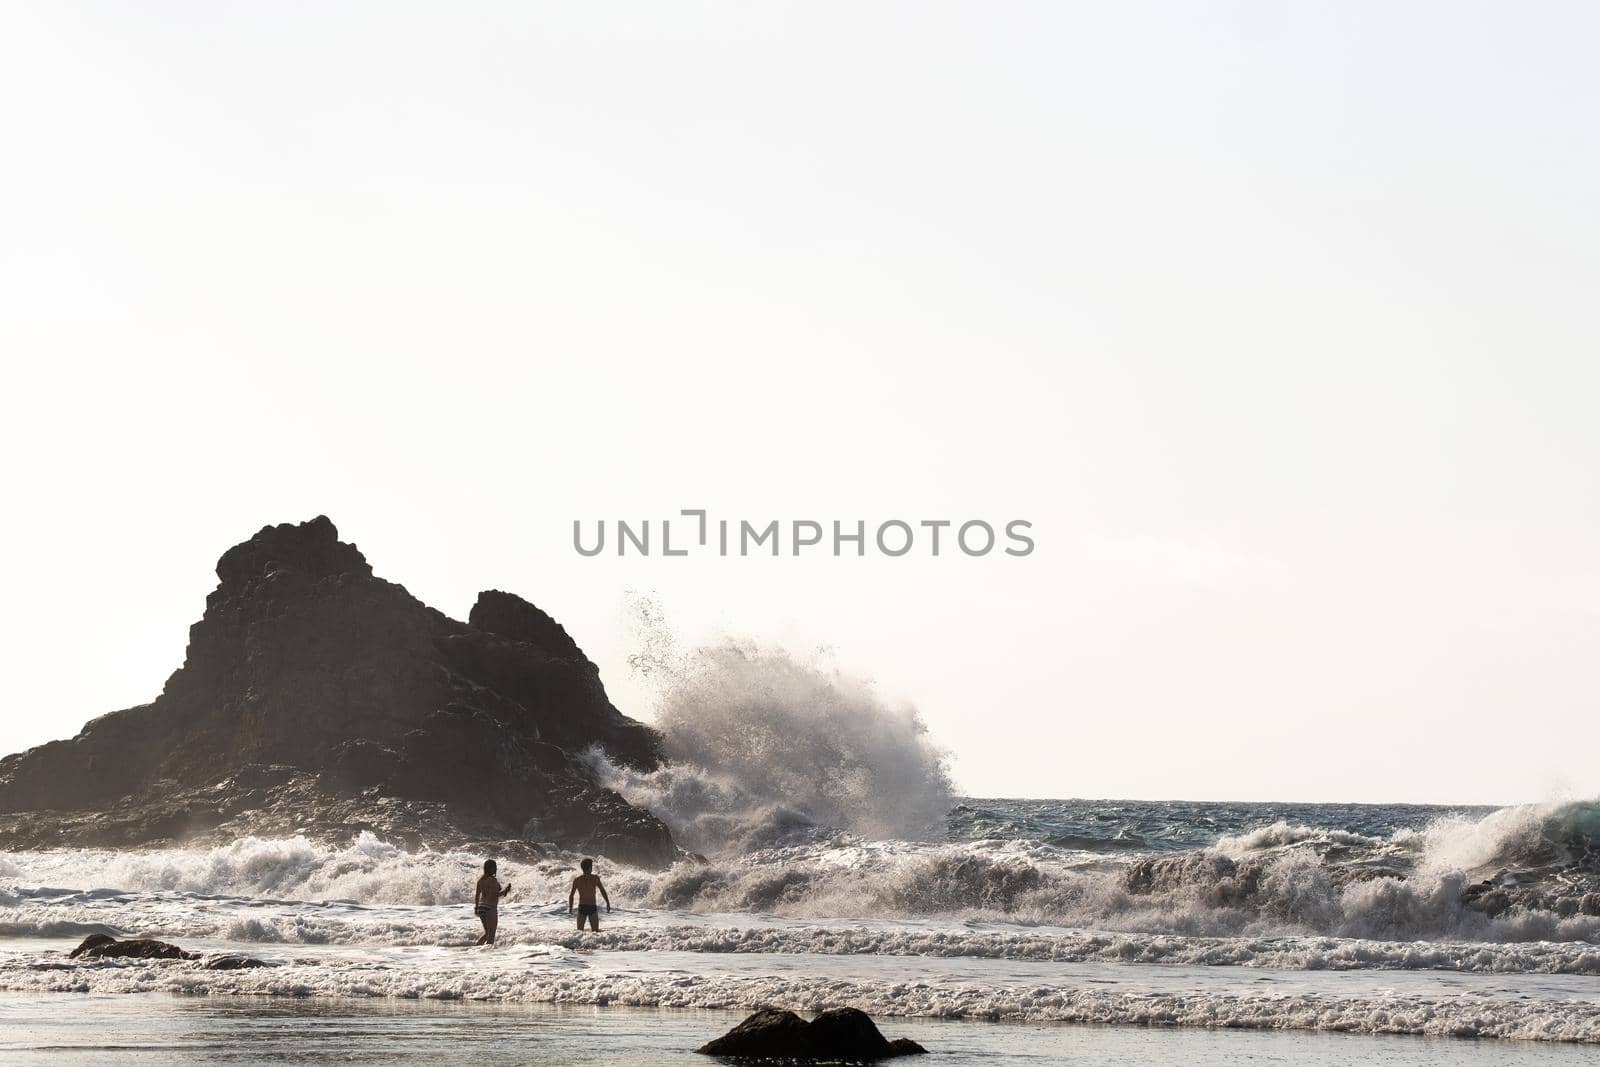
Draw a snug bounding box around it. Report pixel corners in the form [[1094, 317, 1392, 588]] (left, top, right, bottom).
[[1, 2, 1597, 805]]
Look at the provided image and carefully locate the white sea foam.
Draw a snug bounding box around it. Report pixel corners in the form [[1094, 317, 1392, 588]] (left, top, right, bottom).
[[1211, 821, 1388, 854], [3, 940, 1598, 1043], [5, 801, 1600, 949], [4, 837, 1600, 972], [1, 834, 482, 906]]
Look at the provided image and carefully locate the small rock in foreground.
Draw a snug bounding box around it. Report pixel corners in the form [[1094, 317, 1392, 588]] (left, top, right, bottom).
[[697, 1007, 927, 1061], [201, 953, 273, 970]]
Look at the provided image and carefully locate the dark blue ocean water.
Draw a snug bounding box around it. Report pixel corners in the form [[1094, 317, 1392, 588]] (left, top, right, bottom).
[[948, 798, 1494, 853]]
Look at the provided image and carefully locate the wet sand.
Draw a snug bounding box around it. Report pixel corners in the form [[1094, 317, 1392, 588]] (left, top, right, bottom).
[[2, 992, 1597, 1066]]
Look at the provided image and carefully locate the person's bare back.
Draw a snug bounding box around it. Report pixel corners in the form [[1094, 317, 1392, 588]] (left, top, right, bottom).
[[567, 858, 610, 931]]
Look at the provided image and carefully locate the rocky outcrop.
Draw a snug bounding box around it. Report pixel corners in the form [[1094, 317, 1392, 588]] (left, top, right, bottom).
[[69, 934, 196, 961], [66, 935, 269, 969], [0, 517, 678, 868], [696, 1008, 927, 1060]]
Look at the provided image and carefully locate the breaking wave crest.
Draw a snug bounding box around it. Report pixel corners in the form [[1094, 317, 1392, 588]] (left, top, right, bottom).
[[6, 802, 1597, 951], [2, 834, 484, 907], [611, 815, 1600, 947]]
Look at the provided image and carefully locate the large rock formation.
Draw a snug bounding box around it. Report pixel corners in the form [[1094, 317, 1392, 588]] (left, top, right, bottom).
[[0, 517, 678, 867]]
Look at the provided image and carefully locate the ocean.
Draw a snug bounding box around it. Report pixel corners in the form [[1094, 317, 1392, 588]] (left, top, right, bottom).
[[4, 796, 1600, 1061]]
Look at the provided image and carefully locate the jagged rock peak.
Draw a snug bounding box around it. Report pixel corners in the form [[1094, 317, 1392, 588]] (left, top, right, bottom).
[[215, 515, 373, 587], [470, 589, 590, 665], [0, 516, 676, 865]]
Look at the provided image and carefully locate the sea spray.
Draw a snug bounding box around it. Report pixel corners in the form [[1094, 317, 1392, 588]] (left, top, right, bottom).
[[1410, 798, 1600, 879], [595, 595, 954, 853]]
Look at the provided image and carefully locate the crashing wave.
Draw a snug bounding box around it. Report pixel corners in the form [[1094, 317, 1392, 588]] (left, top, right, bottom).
[[5, 801, 1599, 950], [594, 599, 953, 853]]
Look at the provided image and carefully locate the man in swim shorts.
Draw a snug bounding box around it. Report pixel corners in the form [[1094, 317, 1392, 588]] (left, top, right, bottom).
[[474, 859, 513, 946], [568, 857, 610, 931]]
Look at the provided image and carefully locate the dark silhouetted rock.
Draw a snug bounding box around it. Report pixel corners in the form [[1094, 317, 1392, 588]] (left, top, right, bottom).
[[805, 1007, 898, 1060], [700, 1008, 811, 1056], [67, 934, 117, 958], [70, 935, 197, 960], [697, 1007, 926, 1060], [325, 739, 403, 793], [0, 517, 677, 867], [469, 589, 590, 664]]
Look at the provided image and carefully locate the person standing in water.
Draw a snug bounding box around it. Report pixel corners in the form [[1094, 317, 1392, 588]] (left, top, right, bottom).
[[568, 858, 610, 931], [474, 859, 513, 946]]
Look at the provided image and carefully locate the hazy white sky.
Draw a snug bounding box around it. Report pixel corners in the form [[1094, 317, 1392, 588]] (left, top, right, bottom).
[[2, 2, 1597, 804]]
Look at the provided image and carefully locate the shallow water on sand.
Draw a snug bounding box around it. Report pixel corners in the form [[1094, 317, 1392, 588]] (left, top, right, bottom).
[[6, 930, 1600, 1048], [1, 993, 1597, 1066]]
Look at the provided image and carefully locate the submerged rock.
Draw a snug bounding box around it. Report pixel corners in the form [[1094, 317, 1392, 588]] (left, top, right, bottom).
[[69, 935, 196, 961], [201, 953, 272, 970], [0, 517, 678, 867], [697, 1007, 927, 1061]]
